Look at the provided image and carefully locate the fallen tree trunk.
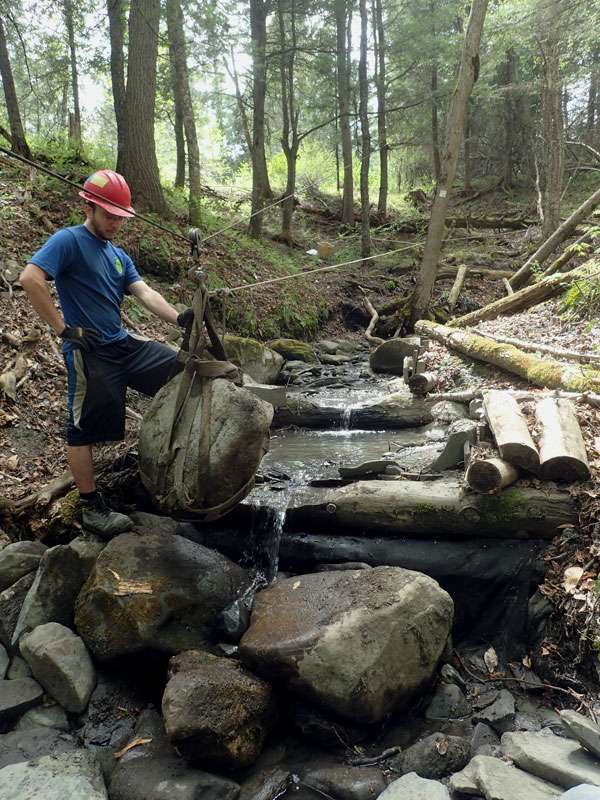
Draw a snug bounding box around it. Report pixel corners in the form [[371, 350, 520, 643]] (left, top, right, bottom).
[[466, 457, 520, 493], [471, 329, 600, 364], [414, 320, 600, 392], [286, 479, 575, 538], [539, 227, 599, 280], [509, 185, 600, 290], [483, 390, 539, 472], [449, 262, 597, 328], [535, 397, 590, 481], [448, 264, 468, 311], [273, 392, 436, 429], [436, 265, 515, 281]]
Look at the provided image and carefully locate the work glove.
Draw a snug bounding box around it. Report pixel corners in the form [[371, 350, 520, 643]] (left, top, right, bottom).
[[177, 307, 194, 327], [60, 325, 102, 351]]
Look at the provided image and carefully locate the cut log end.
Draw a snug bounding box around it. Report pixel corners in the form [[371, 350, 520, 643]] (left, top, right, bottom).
[[466, 457, 519, 493], [538, 457, 591, 483]]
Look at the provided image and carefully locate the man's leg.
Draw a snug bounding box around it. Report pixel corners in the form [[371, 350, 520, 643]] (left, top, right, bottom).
[[67, 444, 95, 493]]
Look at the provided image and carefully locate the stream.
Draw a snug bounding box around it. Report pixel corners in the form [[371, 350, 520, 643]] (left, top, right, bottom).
[[183, 342, 562, 799]]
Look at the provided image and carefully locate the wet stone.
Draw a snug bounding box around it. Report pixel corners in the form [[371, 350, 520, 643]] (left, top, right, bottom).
[[15, 703, 70, 732], [108, 756, 240, 800], [379, 771, 451, 799], [560, 709, 600, 759], [0, 541, 47, 593], [0, 748, 108, 800], [425, 683, 472, 720], [0, 573, 35, 653], [390, 731, 470, 780], [0, 677, 44, 723], [300, 762, 387, 800], [470, 721, 501, 758], [471, 688, 516, 734], [0, 644, 8, 679], [238, 766, 292, 800], [293, 701, 376, 746], [0, 727, 78, 769]]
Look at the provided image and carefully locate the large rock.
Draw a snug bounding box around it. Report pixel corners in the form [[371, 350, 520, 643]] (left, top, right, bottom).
[[560, 709, 600, 759], [238, 566, 453, 723], [223, 334, 284, 383], [109, 756, 240, 800], [268, 338, 319, 363], [12, 536, 104, 646], [0, 749, 108, 800], [19, 623, 96, 713], [0, 677, 44, 723], [501, 730, 600, 789], [0, 541, 47, 593], [379, 772, 451, 799], [369, 337, 422, 375], [390, 732, 470, 779], [139, 374, 273, 520], [0, 727, 77, 769], [450, 754, 563, 799], [75, 532, 251, 663], [162, 651, 277, 771], [0, 573, 35, 652]]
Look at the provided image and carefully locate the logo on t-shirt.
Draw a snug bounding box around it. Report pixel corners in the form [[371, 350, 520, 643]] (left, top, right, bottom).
[[115, 257, 123, 275]]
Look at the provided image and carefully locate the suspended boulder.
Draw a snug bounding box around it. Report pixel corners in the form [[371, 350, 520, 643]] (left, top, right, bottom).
[[139, 279, 274, 522], [139, 373, 273, 521]]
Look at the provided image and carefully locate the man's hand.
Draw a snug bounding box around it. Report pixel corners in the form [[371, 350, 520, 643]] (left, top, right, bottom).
[[177, 308, 194, 327], [60, 326, 102, 351]]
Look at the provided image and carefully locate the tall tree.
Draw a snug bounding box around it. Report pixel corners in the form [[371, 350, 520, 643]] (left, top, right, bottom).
[[538, 0, 564, 237], [120, 0, 169, 214], [166, 0, 201, 226], [373, 0, 388, 215], [0, 15, 31, 157], [277, 0, 300, 243], [410, 0, 489, 327], [335, 0, 354, 225], [106, 0, 126, 174], [358, 0, 371, 258], [62, 0, 81, 151], [248, 0, 273, 239]]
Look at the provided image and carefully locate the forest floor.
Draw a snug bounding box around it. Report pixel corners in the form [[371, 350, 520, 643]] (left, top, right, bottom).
[[2, 161, 600, 699]]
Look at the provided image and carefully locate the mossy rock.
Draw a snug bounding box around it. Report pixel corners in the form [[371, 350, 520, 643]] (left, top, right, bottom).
[[268, 338, 320, 363]]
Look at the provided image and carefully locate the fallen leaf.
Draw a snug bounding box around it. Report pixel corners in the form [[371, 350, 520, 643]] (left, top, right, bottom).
[[114, 737, 152, 759], [435, 737, 449, 755], [563, 566, 584, 594], [484, 647, 498, 673]]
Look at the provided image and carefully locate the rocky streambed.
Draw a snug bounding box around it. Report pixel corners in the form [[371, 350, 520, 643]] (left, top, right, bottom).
[[0, 335, 598, 800]]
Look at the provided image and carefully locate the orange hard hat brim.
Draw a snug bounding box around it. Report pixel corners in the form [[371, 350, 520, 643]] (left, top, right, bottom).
[[79, 190, 136, 218]]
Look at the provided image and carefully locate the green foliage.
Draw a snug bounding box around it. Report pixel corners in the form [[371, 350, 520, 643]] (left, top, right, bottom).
[[123, 297, 152, 322], [557, 261, 600, 323]]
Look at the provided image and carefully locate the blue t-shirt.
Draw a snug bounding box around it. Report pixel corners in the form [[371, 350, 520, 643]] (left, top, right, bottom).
[[29, 225, 141, 352]]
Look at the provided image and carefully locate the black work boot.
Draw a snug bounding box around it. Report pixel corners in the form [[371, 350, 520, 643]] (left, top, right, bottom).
[[81, 494, 132, 539]]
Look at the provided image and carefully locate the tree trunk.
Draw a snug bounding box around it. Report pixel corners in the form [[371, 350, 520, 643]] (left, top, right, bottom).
[[586, 44, 599, 145], [336, 0, 354, 225], [501, 48, 516, 189], [538, 0, 564, 238], [278, 0, 300, 243], [121, 0, 169, 215], [415, 318, 600, 393], [358, 0, 371, 259], [452, 262, 595, 328], [431, 64, 441, 182], [166, 0, 201, 226], [463, 106, 472, 194], [273, 393, 435, 429], [248, 0, 272, 239], [373, 0, 387, 216], [63, 0, 82, 151], [0, 17, 31, 158], [106, 0, 126, 174], [409, 0, 489, 327], [509, 184, 600, 289]]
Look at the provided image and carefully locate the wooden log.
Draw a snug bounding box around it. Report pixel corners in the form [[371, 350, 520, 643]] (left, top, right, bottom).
[[466, 457, 520, 493], [482, 390, 539, 472], [471, 328, 600, 365], [535, 397, 590, 481], [449, 262, 598, 329], [448, 264, 468, 311], [436, 266, 515, 281], [408, 372, 438, 395], [286, 478, 575, 538], [502, 278, 514, 296], [415, 320, 600, 393]]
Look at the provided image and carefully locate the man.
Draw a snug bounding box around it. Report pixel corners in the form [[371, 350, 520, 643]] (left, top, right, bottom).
[[20, 169, 192, 538]]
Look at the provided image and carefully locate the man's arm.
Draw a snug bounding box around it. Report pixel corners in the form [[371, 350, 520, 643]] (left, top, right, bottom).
[[127, 280, 179, 325], [19, 263, 65, 334]]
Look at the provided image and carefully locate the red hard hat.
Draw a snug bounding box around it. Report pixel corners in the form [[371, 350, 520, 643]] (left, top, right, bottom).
[[78, 170, 135, 217]]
